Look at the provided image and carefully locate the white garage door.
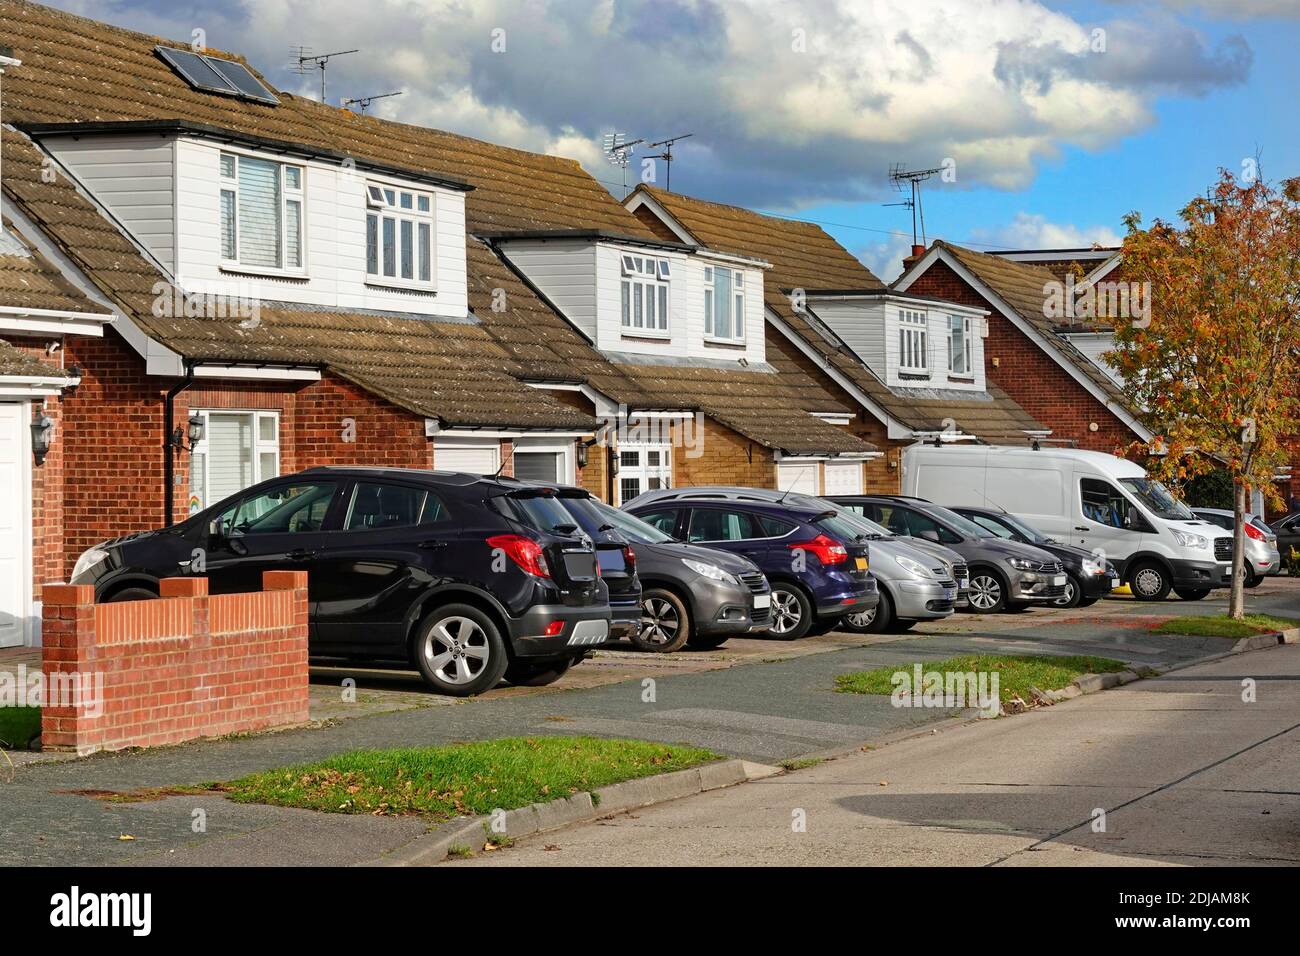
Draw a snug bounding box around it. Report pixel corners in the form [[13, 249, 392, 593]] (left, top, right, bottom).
[[824, 459, 863, 496], [433, 439, 499, 475], [0, 403, 28, 648], [776, 460, 819, 495]]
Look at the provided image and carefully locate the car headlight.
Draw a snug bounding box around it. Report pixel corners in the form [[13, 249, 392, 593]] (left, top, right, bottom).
[[1081, 556, 1106, 575], [72, 547, 110, 581], [1171, 530, 1210, 550], [682, 558, 737, 586], [895, 556, 932, 578], [1008, 557, 1038, 571]]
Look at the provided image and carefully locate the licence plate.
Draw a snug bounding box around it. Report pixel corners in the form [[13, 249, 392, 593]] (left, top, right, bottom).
[[854, 557, 868, 571], [1053, 574, 1066, 586], [943, 587, 956, 601], [753, 593, 771, 609]]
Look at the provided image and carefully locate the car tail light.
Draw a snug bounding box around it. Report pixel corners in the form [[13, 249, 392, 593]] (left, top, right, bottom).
[[622, 545, 637, 568], [788, 533, 848, 566], [1244, 523, 1264, 541], [543, 620, 565, 637], [487, 534, 551, 578]]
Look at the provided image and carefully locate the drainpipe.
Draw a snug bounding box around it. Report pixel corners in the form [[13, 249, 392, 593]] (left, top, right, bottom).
[[163, 365, 195, 527]]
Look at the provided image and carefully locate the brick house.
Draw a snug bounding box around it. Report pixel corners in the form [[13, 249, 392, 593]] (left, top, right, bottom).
[[895, 240, 1152, 454], [0, 0, 882, 645], [623, 186, 1050, 493]]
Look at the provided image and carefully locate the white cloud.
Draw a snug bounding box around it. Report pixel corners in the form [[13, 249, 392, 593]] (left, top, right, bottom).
[[855, 234, 917, 284], [969, 212, 1123, 250]]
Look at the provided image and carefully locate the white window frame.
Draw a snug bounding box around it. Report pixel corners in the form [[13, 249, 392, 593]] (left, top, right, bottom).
[[219, 151, 305, 275], [704, 265, 746, 344], [366, 182, 436, 292], [898, 308, 929, 374], [188, 409, 281, 514], [948, 313, 972, 377], [620, 254, 671, 337], [616, 441, 673, 505]]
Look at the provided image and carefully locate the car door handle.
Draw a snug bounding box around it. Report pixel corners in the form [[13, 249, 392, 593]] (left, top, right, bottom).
[[418, 540, 448, 550], [1074, 526, 1090, 532], [286, 548, 317, 561]]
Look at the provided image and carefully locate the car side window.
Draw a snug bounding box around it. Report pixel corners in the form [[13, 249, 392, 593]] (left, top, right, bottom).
[[1080, 478, 1136, 530], [756, 515, 796, 537], [687, 508, 758, 542], [904, 509, 960, 544], [228, 482, 337, 535], [636, 509, 679, 536], [971, 515, 1015, 539], [343, 481, 447, 531]]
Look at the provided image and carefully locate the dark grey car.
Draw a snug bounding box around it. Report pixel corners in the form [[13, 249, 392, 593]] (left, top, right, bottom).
[[592, 500, 771, 651]]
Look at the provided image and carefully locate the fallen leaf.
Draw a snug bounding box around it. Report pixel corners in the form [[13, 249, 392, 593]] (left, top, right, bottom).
[[118, 834, 135, 841]]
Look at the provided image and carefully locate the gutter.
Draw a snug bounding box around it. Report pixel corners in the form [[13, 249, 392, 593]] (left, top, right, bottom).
[[163, 364, 195, 528]]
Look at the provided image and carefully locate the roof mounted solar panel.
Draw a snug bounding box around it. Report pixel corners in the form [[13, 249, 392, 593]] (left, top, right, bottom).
[[156, 46, 280, 106]]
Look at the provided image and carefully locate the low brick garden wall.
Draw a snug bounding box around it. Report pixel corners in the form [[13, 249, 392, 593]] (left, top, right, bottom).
[[40, 571, 310, 756]]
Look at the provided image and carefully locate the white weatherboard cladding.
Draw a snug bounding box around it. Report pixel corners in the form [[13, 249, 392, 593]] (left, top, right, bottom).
[[1062, 332, 1122, 385], [45, 135, 177, 272]]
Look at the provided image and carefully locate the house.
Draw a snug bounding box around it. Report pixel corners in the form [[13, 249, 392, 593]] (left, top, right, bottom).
[[623, 186, 1050, 493], [895, 240, 1152, 454]]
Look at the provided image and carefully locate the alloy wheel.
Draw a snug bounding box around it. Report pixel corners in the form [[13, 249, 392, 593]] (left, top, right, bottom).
[[846, 607, 876, 628], [770, 588, 803, 635], [1133, 567, 1164, 598], [424, 616, 490, 685], [969, 574, 1002, 611], [640, 598, 681, 646], [1055, 578, 1076, 607]]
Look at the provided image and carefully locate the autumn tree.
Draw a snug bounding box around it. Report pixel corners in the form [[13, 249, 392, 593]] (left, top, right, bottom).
[[1109, 170, 1300, 618]]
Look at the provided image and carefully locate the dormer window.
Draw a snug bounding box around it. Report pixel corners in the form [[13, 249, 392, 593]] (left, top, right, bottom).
[[705, 266, 745, 343], [620, 255, 669, 335], [220, 152, 304, 272], [948, 314, 972, 376], [366, 184, 435, 289], [898, 308, 928, 373]]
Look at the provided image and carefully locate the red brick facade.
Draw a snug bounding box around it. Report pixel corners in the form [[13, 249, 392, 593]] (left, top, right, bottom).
[[40, 571, 309, 755], [905, 259, 1139, 455]]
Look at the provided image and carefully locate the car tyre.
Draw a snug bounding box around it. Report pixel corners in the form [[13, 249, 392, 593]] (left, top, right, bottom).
[[888, 617, 917, 633], [1055, 573, 1084, 609], [634, 589, 692, 652], [104, 586, 158, 603], [768, 584, 814, 640], [685, 632, 730, 651], [412, 603, 509, 697], [1244, 568, 1263, 589], [967, 568, 1008, 614], [504, 657, 573, 687], [1129, 561, 1172, 602], [1173, 587, 1210, 601], [843, 590, 892, 633]]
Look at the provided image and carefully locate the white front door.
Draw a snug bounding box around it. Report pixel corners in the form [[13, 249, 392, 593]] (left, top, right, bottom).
[[617, 443, 672, 505], [0, 403, 30, 648], [776, 460, 820, 495], [823, 459, 864, 496]]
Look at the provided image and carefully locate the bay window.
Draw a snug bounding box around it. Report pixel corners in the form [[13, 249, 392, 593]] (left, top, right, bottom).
[[898, 308, 928, 373], [367, 184, 435, 288], [620, 254, 670, 334], [948, 314, 972, 376], [188, 410, 280, 515], [220, 153, 303, 271], [704, 265, 745, 342]]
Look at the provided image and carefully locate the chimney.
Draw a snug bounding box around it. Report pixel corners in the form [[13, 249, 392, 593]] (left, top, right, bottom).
[[901, 243, 927, 274]]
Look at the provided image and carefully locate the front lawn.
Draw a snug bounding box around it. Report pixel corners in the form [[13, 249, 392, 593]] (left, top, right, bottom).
[[1151, 614, 1300, 639], [0, 706, 40, 749], [835, 654, 1128, 704], [218, 736, 720, 819]]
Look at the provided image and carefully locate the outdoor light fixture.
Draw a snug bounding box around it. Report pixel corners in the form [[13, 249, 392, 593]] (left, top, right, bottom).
[[171, 413, 205, 451], [30, 413, 54, 465], [577, 437, 598, 469]]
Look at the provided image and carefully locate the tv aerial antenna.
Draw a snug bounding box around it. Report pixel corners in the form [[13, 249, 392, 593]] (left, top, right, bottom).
[[887, 162, 946, 246], [342, 90, 404, 113], [603, 132, 645, 191], [645, 132, 693, 192], [290, 46, 359, 103]]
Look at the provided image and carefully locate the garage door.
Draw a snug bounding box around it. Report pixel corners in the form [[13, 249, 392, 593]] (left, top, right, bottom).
[[824, 459, 863, 496], [433, 440, 499, 475], [0, 404, 27, 648], [776, 461, 819, 495]]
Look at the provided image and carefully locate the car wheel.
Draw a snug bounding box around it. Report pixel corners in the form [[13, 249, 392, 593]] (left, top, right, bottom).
[[633, 589, 691, 652], [1244, 568, 1263, 589], [1055, 573, 1084, 609], [843, 590, 892, 634], [768, 584, 813, 640], [104, 586, 157, 603], [412, 603, 509, 697], [1173, 587, 1210, 601], [686, 633, 730, 651], [1129, 562, 1172, 601], [967, 569, 1007, 614], [504, 657, 573, 687]]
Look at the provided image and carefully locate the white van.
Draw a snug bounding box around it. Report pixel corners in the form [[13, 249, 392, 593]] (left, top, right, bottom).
[[901, 444, 1232, 601]]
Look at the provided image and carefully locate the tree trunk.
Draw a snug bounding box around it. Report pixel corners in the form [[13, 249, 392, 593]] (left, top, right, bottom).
[[1228, 480, 1247, 620]]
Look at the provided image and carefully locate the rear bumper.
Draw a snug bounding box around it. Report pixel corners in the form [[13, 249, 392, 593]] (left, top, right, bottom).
[[609, 600, 640, 640], [893, 579, 959, 619], [508, 604, 612, 658], [816, 577, 879, 619], [1169, 557, 1232, 589]]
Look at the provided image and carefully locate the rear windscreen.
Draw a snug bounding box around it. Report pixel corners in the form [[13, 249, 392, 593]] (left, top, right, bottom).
[[510, 495, 580, 534]]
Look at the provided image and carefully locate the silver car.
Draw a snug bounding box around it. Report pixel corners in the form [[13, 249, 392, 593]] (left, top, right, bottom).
[[1192, 508, 1281, 586], [627, 486, 965, 632]]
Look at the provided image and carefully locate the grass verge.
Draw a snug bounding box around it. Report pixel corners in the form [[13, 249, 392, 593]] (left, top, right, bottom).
[[219, 736, 720, 819], [0, 706, 40, 749], [1151, 614, 1299, 639], [834, 654, 1128, 704]]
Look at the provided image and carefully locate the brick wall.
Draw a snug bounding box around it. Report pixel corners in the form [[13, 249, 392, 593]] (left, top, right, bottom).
[[40, 571, 309, 755], [670, 416, 775, 488], [905, 260, 1138, 454]]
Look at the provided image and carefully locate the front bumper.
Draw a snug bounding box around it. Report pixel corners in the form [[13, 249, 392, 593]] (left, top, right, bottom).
[[893, 578, 959, 619], [508, 603, 613, 658], [1169, 557, 1232, 589], [689, 577, 772, 635], [1008, 567, 1070, 602], [1080, 570, 1121, 598]]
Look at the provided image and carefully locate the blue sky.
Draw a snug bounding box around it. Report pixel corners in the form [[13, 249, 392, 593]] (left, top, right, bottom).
[[45, 1, 1300, 279]]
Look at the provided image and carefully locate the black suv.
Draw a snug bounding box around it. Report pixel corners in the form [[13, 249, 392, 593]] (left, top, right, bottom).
[[69, 467, 611, 696]]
